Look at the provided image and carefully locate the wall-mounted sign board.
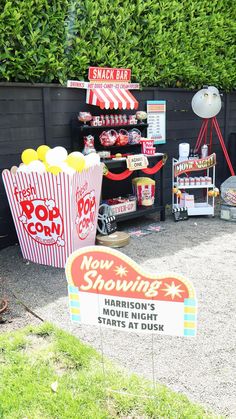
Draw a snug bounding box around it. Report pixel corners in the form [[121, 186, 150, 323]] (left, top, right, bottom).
[[147, 101, 166, 144], [88, 67, 131, 82]]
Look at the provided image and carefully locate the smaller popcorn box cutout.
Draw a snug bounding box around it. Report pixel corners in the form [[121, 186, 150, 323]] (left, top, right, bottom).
[[2, 166, 103, 268]]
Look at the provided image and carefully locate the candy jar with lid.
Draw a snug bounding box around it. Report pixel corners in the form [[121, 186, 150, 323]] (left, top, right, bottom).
[[136, 111, 147, 124], [82, 135, 96, 155], [78, 112, 92, 126]]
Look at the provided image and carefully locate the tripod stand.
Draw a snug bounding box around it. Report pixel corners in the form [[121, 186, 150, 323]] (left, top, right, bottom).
[[194, 116, 235, 176]]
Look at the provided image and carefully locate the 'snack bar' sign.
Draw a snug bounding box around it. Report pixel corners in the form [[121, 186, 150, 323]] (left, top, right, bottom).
[[88, 67, 131, 82]]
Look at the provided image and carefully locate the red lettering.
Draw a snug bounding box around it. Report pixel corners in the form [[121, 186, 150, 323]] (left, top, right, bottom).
[[84, 198, 90, 215], [28, 222, 36, 234], [28, 221, 61, 238], [44, 226, 51, 236], [91, 197, 95, 209], [49, 207, 60, 221], [35, 222, 43, 232], [22, 189, 28, 198], [79, 218, 89, 234], [35, 205, 48, 221], [77, 198, 84, 217], [51, 222, 61, 236], [20, 200, 34, 220]]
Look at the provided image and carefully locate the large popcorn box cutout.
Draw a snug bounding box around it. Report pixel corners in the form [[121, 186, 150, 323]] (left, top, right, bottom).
[[2, 166, 103, 268]]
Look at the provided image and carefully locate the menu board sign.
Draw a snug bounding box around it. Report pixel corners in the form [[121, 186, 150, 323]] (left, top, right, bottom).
[[147, 101, 166, 144]]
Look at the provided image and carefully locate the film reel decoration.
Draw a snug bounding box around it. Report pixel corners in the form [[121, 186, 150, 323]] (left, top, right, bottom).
[[97, 204, 117, 235]]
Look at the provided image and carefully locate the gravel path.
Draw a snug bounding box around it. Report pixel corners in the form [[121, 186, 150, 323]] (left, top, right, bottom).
[[0, 212, 236, 417]]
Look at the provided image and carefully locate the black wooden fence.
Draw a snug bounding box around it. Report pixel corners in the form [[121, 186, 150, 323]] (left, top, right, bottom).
[[1, 83, 236, 249]]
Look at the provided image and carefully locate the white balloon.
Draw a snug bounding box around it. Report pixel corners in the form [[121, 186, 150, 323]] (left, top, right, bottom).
[[17, 164, 30, 173], [57, 162, 76, 175], [208, 86, 220, 94], [46, 147, 68, 166], [27, 160, 46, 173], [191, 86, 222, 118], [10, 166, 18, 175], [85, 153, 100, 168]]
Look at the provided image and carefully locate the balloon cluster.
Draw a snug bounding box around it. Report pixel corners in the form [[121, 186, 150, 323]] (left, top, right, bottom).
[[208, 187, 219, 198], [172, 187, 182, 198], [14, 146, 100, 175]]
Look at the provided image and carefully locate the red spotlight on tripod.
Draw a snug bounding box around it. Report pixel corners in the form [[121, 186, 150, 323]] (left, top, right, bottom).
[[192, 86, 235, 176]]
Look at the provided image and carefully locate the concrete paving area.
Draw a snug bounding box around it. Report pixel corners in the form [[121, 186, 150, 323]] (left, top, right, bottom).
[[1, 211, 236, 418]]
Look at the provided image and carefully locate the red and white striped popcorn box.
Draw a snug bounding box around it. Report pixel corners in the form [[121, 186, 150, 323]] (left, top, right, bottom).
[[2, 165, 103, 268]]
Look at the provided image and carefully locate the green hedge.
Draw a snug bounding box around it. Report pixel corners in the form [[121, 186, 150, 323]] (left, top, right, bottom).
[[0, 0, 236, 90]]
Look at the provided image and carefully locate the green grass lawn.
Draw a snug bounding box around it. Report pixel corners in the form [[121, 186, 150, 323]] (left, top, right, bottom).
[[0, 323, 218, 419]]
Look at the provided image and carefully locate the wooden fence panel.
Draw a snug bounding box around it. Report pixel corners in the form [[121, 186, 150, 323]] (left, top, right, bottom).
[[0, 84, 235, 249]]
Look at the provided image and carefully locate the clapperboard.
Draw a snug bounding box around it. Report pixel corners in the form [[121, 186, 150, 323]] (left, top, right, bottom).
[[173, 207, 188, 222], [105, 215, 117, 234]]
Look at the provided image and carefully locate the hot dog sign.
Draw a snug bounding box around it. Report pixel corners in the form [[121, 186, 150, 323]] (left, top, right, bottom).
[[66, 247, 197, 336]]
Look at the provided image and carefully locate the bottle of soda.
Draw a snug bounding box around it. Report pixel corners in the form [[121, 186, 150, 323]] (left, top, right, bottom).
[[201, 144, 208, 158], [189, 148, 195, 160]]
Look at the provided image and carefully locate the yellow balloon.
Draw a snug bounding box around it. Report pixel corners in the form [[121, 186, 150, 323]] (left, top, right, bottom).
[[37, 145, 51, 162], [43, 162, 50, 171], [66, 154, 85, 172], [21, 149, 38, 165], [47, 166, 62, 175]]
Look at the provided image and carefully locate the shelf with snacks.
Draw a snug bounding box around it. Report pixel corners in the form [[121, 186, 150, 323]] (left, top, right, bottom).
[[71, 115, 148, 153], [173, 182, 215, 189], [172, 155, 217, 217], [71, 112, 165, 223], [114, 202, 164, 222], [78, 123, 148, 132], [103, 153, 164, 167]]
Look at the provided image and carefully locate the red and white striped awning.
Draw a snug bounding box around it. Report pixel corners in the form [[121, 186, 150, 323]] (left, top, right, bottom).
[[86, 87, 139, 110]]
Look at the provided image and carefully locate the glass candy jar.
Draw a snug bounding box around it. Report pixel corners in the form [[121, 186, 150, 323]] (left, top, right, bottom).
[[82, 135, 96, 155]]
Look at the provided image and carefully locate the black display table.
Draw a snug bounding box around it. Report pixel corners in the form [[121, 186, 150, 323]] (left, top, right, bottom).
[[102, 154, 165, 222]]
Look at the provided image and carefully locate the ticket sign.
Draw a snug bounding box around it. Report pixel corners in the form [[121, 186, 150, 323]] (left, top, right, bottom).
[[88, 67, 131, 82], [66, 246, 197, 337], [126, 154, 148, 171]]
